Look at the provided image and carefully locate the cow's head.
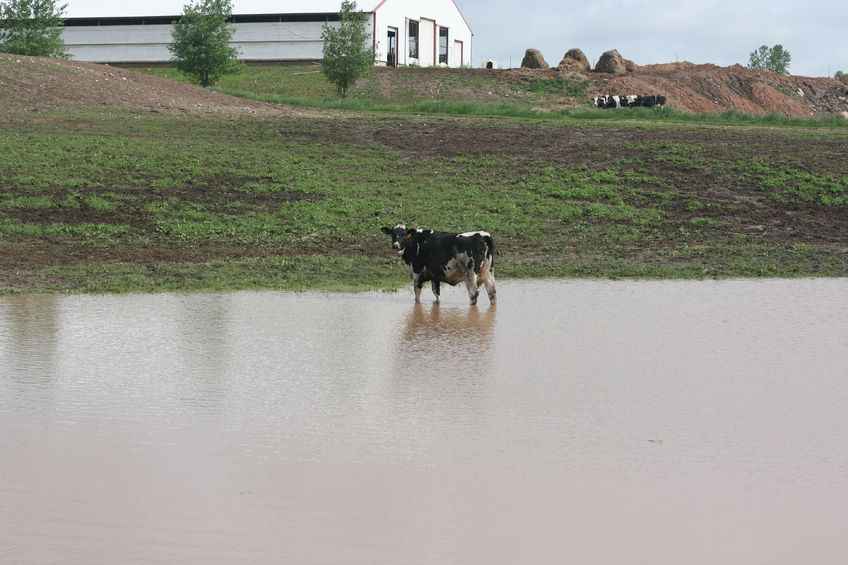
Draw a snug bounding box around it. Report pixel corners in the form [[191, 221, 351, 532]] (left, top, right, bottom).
[[381, 224, 409, 250]]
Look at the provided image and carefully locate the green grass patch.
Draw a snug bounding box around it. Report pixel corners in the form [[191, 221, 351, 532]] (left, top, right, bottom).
[[1, 109, 846, 294], [0, 218, 129, 240], [739, 160, 848, 206], [84, 194, 116, 211], [0, 195, 55, 209], [25, 255, 406, 295], [526, 76, 589, 97]]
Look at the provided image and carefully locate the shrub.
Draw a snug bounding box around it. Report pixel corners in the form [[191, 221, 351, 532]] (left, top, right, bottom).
[[748, 45, 792, 74], [169, 0, 240, 87], [0, 0, 66, 58], [321, 1, 374, 97]]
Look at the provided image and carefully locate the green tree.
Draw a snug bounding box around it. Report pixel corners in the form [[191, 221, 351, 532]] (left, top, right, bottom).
[[169, 0, 239, 87], [748, 44, 792, 74], [836, 71, 847, 83], [321, 0, 374, 97], [0, 0, 67, 58]]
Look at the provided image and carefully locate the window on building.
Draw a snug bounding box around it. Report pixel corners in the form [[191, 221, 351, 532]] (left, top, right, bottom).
[[408, 20, 419, 59], [439, 27, 449, 64]]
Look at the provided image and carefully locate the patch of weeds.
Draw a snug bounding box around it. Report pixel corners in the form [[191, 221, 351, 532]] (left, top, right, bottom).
[[689, 217, 720, 227], [149, 200, 289, 244], [32, 255, 407, 295], [526, 76, 589, 98], [0, 218, 129, 240], [687, 200, 706, 212], [621, 170, 662, 185], [0, 195, 54, 209], [60, 193, 82, 208], [653, 142, 708, 170], [739, 160, 848, 206], [84, 194, 115, 212], [528, 167, 625, 203], [586, 203, 664, 225]]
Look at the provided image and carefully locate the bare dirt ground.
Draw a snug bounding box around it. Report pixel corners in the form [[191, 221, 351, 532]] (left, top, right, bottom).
[[0, 53, 296, 117]]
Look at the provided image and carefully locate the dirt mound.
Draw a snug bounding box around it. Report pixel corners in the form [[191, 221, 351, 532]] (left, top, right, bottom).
[[0, 53, 292, 116], [589, 62, 848, 116], [521, 49, 549, 70]]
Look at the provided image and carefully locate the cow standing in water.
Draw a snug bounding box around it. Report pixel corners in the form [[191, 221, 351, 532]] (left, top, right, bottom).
[[381, 225, 497, 305]]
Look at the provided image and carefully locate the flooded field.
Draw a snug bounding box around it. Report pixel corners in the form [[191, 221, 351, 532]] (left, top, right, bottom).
[[2, 279, 847, 565]]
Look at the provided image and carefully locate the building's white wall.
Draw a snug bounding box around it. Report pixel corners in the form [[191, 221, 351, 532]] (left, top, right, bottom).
[[373, 0, 472, 68], [63, 20, 366, 63]]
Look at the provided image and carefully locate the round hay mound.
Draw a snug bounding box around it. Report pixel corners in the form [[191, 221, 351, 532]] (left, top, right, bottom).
[[521, 49, 549, 70], [558, 48, 591, 73]]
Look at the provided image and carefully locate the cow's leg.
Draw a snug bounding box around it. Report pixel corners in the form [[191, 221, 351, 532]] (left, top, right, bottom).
[[431, 280, 441, 304], [465, 272, 480, 306], [413, 274, 425, 304], [484, 271, 497, 305]]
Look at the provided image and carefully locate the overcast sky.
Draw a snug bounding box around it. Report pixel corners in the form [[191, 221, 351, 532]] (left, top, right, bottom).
[[457, 0, 848, 77]]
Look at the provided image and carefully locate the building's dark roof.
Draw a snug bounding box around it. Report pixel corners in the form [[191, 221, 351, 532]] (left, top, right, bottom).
[[64, 13, 341, 27], [64, 1, 380, 19]]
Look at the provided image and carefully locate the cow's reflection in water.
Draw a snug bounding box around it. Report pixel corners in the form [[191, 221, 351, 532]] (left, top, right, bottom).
[[391, 304, 497, 417], [402, 303, 497, 344]]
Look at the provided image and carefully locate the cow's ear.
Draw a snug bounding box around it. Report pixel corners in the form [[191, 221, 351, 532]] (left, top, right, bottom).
[[381, 227, 392, 235]]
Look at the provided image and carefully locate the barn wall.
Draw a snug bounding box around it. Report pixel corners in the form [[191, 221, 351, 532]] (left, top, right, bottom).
[[62, 20, 370, 64], [373, 0, 472, 68], [61, 1, 472, 67]]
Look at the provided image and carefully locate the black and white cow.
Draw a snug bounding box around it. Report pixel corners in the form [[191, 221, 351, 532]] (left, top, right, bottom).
[[381, 224, 497, 305], [592, 94, 667, 109]]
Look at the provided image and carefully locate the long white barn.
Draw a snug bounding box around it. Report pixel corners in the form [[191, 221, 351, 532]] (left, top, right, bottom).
[[62, 0, 473, 68]]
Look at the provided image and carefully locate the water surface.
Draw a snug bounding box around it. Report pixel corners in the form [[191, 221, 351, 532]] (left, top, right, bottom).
[[2, 280, 847, 564]]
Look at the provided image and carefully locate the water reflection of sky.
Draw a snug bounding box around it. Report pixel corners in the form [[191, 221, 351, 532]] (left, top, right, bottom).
[[2, 280, 848, 565]]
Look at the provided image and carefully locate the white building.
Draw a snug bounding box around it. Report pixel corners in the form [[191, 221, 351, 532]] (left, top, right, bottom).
[[62, 0, 473, 68]]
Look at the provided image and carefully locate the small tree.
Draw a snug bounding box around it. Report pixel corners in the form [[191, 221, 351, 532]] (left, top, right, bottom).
[[321, 0, 374, 97], [836, 71, 847, 84], [748, 44, 792, 74], [169, 0, 239, 87], [0, 0, 67, 58]]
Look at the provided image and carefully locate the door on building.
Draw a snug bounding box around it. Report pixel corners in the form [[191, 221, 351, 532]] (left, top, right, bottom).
[[387, 28, 398, 67], [454, 40, 464, 67]]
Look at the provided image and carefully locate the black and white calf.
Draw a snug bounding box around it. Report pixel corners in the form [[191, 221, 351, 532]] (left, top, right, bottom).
[[381, 224, 497, 305]]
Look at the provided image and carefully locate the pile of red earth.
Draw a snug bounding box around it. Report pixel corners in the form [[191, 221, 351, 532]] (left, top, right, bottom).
[[588, 62, 848, 116], [0, 53, 290, 116], [521, 47, 848, 117]]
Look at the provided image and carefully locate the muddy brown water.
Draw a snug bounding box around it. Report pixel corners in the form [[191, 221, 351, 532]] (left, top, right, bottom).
[[2, 280, 847, 565]]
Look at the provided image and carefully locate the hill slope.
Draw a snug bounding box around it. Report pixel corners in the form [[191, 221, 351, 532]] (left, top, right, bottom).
[[366, 64, 848, 116], [0, 53, 290, 116]]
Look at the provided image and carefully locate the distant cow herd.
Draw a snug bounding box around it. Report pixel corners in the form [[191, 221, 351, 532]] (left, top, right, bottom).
[[592, 95, 667, 109]]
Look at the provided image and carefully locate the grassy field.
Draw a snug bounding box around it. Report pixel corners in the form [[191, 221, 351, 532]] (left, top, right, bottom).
[[1, 98, 847, 294]]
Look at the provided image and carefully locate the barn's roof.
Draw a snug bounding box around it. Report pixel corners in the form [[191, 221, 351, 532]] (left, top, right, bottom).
[[65, 1, 382, 19]]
